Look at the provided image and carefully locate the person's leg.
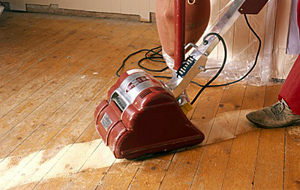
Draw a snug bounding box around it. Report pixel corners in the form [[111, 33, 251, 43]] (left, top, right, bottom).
[[277, 0, 300, 115], [278, 55, 300, 115], [156, 0, 210, 69], [246, 0, 300, 128]]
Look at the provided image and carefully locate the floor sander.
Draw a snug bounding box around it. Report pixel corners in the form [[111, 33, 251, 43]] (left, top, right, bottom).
[[95, 0, 269, 159]]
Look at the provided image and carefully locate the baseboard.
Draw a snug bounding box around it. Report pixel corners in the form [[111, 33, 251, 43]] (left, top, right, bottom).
[[25, 4, 142, 22]]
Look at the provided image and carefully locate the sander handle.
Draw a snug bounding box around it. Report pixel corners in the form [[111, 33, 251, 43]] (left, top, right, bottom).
[[170, 0, 269, 98], [171, 0, 246, 97]]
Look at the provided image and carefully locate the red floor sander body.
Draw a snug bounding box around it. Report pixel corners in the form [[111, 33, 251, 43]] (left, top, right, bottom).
[[95, 0, 268, 159]]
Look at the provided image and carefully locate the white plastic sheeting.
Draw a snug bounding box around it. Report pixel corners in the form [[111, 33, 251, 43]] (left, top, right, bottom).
[[194, 0, 282, 85]]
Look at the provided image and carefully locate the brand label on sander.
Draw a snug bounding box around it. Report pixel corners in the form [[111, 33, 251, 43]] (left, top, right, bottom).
[[125, 76, 150, 93], [101, 113, 112, 131]]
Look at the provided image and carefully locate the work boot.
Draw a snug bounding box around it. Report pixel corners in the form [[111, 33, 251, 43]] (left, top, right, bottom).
[[246, 99, 300, 128]]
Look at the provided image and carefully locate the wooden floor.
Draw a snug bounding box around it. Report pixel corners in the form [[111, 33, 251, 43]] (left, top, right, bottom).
[[1, 11, 300, 190]]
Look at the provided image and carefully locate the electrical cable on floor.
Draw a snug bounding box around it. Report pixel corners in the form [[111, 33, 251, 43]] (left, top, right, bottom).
[[116, 46, 168, 77], [137, 47, 169, 72]]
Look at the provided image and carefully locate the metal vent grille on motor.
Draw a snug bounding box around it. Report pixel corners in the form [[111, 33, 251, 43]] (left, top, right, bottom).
[[139, 89, 152, 99]]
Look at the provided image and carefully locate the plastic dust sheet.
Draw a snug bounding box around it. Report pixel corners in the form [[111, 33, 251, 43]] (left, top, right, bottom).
[[192, 0, 279, 85]]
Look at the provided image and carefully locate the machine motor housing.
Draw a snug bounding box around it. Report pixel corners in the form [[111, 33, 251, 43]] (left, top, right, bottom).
[[95, 69, 204, 159]]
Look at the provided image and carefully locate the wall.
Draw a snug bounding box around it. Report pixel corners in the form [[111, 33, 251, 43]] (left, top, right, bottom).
[[4, 0, 156, 21]]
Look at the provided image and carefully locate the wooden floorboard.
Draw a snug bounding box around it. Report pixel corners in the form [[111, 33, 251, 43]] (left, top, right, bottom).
[[0, 19, 97, 103], [0, 19, 127, 138], [0, 18, 85, 83], [220, 85, 266, 190], [0, 15, 77, 73], [189, 84, 246, 190], [0, 11, 298, 190], [253, 85, 284, 190]]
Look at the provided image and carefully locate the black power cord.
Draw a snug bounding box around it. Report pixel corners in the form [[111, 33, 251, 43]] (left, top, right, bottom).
[[137, 46, 169, 72], [116, 46, 168, 77], [191, 32, 227, 105], [116, 14, 261, 103], [202, 14, 262, 88]]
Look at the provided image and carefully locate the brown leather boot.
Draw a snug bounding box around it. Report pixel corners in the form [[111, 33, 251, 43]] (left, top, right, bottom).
[[246, 99, 300, 128]]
